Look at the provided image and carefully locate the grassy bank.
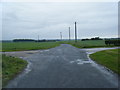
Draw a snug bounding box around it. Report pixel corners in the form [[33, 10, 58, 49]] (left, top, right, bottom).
[[90, 49, 120, 75], [2, 42, 60, 52], [2, 54, 28, 87]]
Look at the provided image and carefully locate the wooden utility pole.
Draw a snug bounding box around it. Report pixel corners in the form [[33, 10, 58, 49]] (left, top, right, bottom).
[[60, 32, 62, 40], [75, 22, 77, 43], [69, 27, 71, 41]]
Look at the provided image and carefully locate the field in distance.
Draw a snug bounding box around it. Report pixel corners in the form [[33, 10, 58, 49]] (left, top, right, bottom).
[[1, 40, 117, 52], [61, 40, 117, 48], [2, 42, 60, 52]]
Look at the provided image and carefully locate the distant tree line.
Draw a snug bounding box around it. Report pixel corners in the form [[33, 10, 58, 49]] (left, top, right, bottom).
[[13, 39, 35, 42], [105, 40, 120, 46], [81, 37, 103, 41], [13, 39, 60, 42], [35, 39, 60, 42]]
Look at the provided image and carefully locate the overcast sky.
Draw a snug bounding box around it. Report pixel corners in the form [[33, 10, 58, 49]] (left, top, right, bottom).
[[1, 1, 118, 40]]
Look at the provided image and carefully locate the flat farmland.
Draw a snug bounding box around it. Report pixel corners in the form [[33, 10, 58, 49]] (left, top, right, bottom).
[[1, 40, 117, 52], [61, 40, 116, 48], [2, 42, 60, 52]]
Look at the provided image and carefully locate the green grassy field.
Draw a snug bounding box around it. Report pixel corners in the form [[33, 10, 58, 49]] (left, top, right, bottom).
[[90, 49, 120, 75], [2, 54, 28, 87], [60, 40, 116, 48], [1, 40, 118, 52], [72, 40, 106, 48], [2, 42, 60, 52]]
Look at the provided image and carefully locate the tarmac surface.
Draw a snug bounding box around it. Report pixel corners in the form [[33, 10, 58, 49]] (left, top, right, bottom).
[[6, 44, 118, 88]]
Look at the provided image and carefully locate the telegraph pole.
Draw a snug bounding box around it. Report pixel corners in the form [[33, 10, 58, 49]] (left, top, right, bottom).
[[60, 32, 62, 41], [69, 27, 71, 41], [75, 22, 77, 43]]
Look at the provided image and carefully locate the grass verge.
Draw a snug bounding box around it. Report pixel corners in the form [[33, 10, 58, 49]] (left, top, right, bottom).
[[89, 49, 120, 75], [2, 54, 28, 87]]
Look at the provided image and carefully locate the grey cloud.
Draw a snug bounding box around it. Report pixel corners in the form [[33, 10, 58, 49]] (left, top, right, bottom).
[[2, 2, 118, 40]]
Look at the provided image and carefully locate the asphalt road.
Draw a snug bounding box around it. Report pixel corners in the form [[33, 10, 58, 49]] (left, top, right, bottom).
[[6, 44, 118, 88]]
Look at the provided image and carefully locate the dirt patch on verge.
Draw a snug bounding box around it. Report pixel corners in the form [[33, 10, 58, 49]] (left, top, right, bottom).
[[2, 50, 41, 58]]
